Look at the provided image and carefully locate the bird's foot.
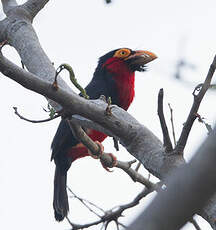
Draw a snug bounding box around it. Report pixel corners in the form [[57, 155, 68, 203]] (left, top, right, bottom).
[[88, 141, 117, 172], [100, 153, 117, 172]]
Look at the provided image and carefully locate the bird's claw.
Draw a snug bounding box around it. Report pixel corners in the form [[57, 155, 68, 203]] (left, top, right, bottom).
[[88, 141, 117, 172], [100, 153, 117, 172]]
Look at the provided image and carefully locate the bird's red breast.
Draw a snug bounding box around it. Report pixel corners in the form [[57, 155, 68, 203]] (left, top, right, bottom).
[[103, 57, 135, 110], [66, 48, 157, 161]]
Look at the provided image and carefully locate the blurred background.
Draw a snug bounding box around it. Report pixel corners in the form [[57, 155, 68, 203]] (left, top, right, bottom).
[[0, 0, 215, 229]]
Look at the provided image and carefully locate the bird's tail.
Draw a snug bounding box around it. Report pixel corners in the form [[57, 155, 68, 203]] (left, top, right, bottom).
[[53, 166, 69, 221]]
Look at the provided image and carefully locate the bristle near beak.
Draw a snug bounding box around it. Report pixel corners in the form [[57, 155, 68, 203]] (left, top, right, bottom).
[[126, 50, 157, 64], [125, 50, 157, 72]]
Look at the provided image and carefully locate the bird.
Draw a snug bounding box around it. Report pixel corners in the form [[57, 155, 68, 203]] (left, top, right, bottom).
[[51, 48, 157, 221]]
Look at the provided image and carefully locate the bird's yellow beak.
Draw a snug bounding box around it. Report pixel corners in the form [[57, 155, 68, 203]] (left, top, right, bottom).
[[126, 50, 157, 65]]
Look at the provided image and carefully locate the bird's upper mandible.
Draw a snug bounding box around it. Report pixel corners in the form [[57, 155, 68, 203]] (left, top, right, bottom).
[[99, 48, 157, 72]]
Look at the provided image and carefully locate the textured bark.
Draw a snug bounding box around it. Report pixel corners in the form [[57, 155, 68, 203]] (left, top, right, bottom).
[[0, 1, 215, 229], [128, 128, 216, 230]]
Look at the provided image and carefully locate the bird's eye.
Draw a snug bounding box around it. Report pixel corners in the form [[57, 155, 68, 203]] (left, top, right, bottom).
[[114, 48, 131, 58]]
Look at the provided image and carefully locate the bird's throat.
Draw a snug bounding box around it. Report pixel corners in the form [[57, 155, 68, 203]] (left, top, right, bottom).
[[114, 72, 135, 110], [104, 58, 135, 110]]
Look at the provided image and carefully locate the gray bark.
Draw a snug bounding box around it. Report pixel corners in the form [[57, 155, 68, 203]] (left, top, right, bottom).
[[0, 1, 215, 229], [129, 128, 216, 230]]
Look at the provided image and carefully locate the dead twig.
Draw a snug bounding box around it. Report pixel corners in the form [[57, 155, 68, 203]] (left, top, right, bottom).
[[190, 218, 202, 230], [67, 184, 161, 230], [67, 187, 105, 218], [113, 137, 119, 151], [168, 103, 177, 147], [174, 55, 216, 155], [135, 162, 141, 172], [157, 88, 173, 152], [0, 40, 8, 49], [195, 113, 213, 135], [13, 107, 60, 123]]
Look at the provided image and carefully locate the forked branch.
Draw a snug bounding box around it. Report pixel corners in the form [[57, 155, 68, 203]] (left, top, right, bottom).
[[174, 55, 216, 155]]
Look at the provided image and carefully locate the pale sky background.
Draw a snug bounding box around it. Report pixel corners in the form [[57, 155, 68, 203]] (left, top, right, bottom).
[[0, 0, 216, 229]]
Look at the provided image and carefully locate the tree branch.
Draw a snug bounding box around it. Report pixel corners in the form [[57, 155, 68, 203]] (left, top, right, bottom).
[[168, 103, 177, 146], [67, 186, 160, 230], [157, 88, 173, 152], [190, 218, 202, 230], [22, 0, 50, 20], [1, 3, 216, 228], [128, 126, 216, 230], [174, 55, 216, 155], [67, 119, 155, 188], [13, 106, 60, 123], [0, 2, 71, 110], [67, 188, 105, 218], [0, 54, 183, 179], [1, 0, 18, 15]]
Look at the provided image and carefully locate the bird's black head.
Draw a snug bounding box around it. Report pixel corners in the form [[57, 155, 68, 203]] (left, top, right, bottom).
[[97, 48, 157, 72]]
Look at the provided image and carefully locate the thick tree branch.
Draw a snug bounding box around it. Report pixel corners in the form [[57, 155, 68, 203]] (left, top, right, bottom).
[[1, 3, 216, 228], [129, 127, 216, 230], [0, 2, 71, 109], [0, 52, 186, 180], [22, 0, 50, 20], [1, 0, 18, 15]]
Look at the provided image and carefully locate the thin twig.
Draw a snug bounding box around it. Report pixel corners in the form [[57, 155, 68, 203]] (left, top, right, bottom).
[[105, 97, 112, 116], [21, 60, 25, 69], [22, 0, 50, 19], [115, 221, 120, 230], [118, 222, 127, 229], [135, 162, 141, 172], [168, 103, 177, 146], [100, 223, 105, 230], [113, 137, 119, 151], [13, 107, 60, 123], [174, 55, 216, 155], [157, 88, 173, 152], [42, 103, 57, 119], [53, 63, 89, 99], [190, 218, 202, 230], [0, 40, 8, 49], [67, 187, 105, 218], [195, 113, 213, 135], [67, 185, 160, 230]]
